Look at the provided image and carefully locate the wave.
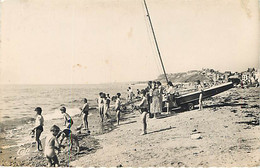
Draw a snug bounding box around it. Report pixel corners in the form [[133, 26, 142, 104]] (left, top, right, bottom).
[[44, 107, 82, 121]]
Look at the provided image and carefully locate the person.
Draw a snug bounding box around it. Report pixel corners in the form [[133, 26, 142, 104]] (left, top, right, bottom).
[[56, 127, 80, 153], [60, 107, 73, 129], [145, 81, 153, 113], [137, 90, 149, 135], [128, 87, 134, 102], [80, 98, 89, 130], [97, 92, 105, 122], [115, 93, 121, 125], [151, 82, 161, 118], [166, 81, 175, 113], [106, 94, 111, 108], [32, 107, 44, 151], [197, 80, 204, 110], [104, 94, 110, 119], [136, 89, 141, 98], [45, 125, 61, 167], [157, 81, 163, 114]]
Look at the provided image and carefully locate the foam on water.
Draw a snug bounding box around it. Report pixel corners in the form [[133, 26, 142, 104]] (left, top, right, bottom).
[[44, 107, 81, 121]]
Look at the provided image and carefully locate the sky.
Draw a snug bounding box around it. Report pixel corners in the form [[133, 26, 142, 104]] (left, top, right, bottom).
[[0, 0, 259, 84]]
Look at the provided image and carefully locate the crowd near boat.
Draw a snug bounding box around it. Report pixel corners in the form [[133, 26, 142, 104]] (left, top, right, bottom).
[[31, 80, 204, 167]]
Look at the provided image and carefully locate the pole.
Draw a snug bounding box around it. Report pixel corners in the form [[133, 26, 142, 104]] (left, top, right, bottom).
[[143, 0, 169, 83]]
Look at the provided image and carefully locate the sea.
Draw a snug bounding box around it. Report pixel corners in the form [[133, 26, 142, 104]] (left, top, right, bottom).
[[0, 83, 146, 150]]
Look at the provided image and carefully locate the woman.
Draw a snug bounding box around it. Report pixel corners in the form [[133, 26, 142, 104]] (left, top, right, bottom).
[[157, 81, 163, 114], [166, 81, 175, 113], [151, 82, 160, 118]]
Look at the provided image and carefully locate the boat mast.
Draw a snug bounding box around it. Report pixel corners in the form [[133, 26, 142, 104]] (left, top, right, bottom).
[[143, 0, 169, 83]]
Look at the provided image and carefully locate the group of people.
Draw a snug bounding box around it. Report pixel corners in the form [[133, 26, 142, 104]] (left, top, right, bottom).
[[97, 92, 111, 122], [136, 80, 204, 135], [32, 105, 82, 167], [31, 80, 204, 166], [97, 92, 122, 125], [135, 81, 175, 135], [32, 91, 124, 166]]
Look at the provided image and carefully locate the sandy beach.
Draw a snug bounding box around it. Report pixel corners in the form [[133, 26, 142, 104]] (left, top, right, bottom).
[[71, 87, 260, 167], [0, 87, 259, 167]]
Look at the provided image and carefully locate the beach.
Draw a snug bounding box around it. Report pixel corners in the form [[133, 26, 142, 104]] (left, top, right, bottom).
[[0, 86, 259, 166]]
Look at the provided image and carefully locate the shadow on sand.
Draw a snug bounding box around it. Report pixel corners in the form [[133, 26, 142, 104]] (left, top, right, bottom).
[[236, 120, 259, 126], [147, 126, 176, 135], [119, 120, 137, 126], [203, 103, 248, 108]]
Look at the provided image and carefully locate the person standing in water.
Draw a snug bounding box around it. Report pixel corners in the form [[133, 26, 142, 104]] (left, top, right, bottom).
[[32, 107, 44, 151], [80, 98, 89, 130], [115, 93, 121, 125]]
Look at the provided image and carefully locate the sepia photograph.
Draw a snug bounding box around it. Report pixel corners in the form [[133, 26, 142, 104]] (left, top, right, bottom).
[[0, 0, 259, 167]]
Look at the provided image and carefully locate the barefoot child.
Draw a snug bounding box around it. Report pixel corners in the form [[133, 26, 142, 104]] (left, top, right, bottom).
[[97, 92, 105, 122], [105, 94, 111, 118], [45, 125, 61, 167], [104, 94, 111, 119], [60, 107, 73, 128], [137, 90, 149, 135], [57, 127, 80, 153], [32, 107, 44, 151], [115, 93, 121, 125], [80, 98, 89, 130]]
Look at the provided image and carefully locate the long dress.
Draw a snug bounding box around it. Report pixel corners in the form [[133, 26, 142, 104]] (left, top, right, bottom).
[[151, 88, 161, 113], [158, 86, 163, 112]]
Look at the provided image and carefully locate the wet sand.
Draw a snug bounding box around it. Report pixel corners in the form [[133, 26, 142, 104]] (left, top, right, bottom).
[[1, 87, 259, 166], [0, 107, 119, 167]]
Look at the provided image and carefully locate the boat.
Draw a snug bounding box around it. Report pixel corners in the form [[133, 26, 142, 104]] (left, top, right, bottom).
[[143, 0, 236, 112], [175, 82, 234, 111]]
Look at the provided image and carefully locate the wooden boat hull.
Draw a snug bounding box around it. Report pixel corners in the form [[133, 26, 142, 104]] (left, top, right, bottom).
[[174, 82, 234, 110]]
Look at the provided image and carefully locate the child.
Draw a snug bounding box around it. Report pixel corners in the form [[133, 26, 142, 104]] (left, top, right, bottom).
[[57, 127, 80, 153], [104, 94, 110, 119], [60, 107, 73, 128], [106, 94, 111, 109], [97, 92, 105, 122], [45, 125, 61, 167], [115, 93, 121, 125], [80, 98, 89, 130], [137, 90, 149, 135], [32, 107, 44, 151]]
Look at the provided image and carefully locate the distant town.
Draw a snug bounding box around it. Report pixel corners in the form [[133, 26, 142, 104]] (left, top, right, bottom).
[[156, 68, 260, 87]]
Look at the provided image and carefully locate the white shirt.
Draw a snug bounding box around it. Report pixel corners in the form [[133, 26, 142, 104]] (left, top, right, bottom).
[[167, 86, 175, 94]]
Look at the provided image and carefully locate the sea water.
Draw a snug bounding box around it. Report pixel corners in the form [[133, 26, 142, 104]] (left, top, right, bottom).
[[0, 83, 145, 149]]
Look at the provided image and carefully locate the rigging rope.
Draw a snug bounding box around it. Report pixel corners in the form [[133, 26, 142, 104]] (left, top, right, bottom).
[[140, 0, 163, 77]]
